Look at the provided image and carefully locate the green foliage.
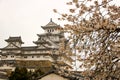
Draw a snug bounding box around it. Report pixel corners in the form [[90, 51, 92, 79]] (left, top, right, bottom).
[[9, 67, 29, 80], [9, 67, 46, 80]]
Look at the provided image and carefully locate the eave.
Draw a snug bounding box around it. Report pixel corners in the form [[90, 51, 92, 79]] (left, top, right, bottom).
[[0, 48, 21, 50]]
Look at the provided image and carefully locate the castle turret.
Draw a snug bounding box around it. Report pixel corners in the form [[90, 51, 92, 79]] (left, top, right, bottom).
[[5, 36, 24, 48], [0, 37, 23, 68]]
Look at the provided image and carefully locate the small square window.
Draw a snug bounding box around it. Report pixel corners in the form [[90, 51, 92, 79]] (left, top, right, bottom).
[[24, 56, 27, 58], [11, 56, 14, 58]]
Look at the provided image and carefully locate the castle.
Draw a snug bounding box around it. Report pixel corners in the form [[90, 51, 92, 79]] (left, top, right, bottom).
[[0, 19, 73, 72]]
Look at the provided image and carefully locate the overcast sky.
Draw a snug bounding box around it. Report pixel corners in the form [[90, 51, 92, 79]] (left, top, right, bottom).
[[0, 0, 69, 47], [0, 0, 119, 48]]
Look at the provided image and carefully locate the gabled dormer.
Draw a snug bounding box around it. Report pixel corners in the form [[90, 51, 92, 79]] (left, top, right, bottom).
[[41, 18, 62, 34], [5, 36, 24, 48]]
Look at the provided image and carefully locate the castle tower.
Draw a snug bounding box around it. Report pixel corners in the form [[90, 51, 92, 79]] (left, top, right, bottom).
[[0, 37, 24, 67], [33, 18, 64, 51], [5, 36, 24, 48], [33, 19, 72, 70]]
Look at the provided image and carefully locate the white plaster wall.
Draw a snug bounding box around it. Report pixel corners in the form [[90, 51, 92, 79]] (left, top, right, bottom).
[[23, 51, 50, 54], [1, 55, 16, 60], [15, 42, 21, 47], [0, 65, 15, 71], [53, 36, 59, 41], [54, 29, 60, 34], [2, 50, 21, 54], [39, 73, 69, 80], [20, 55, 54, 61], [6, 42, 21, 48]]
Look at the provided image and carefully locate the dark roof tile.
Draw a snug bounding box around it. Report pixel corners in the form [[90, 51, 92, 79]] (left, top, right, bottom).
[[41, 18, 60, 28], [5, 36, 24, 43]]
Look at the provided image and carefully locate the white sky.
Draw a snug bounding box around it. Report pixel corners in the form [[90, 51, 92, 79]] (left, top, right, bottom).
[[0, 0, 119, 48], [0, 0, 69, 47]]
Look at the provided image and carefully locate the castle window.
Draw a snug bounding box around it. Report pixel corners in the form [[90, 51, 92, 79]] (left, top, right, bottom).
[[9, 63, 13, 65], [32, 56, 34, 58], [66, 67, 69, 70], [48, 29, 49, 32], [48, 29, 53, 33], [11, 56, 14, 58], [24, 56, 27, 58]]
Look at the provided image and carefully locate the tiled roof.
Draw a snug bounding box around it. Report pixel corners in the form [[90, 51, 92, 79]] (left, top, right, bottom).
[[0, 48, 21, 50], [5, 36, 24, 43], [22, 46, 37, 50], [41, 18, 60, 28], [46, 20, 58, 27], [21, 46, 52, 51], [36, 66, 84, 80]]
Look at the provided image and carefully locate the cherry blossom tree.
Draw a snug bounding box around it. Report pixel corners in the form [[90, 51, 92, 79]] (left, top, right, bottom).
[[54, 0, 120, 79]]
